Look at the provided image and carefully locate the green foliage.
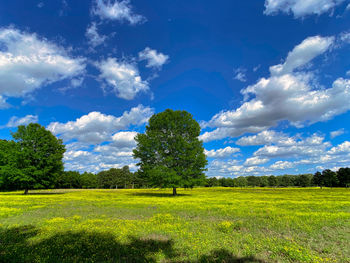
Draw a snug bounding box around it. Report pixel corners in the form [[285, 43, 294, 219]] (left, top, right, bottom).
[[268, 175, 278, 187], [8, 123, 65, 193], [296, 174, 313, 187], [322, 169, 338, 187], [313, 171, 323, 187], [337, 167, 350, 187], [0, 140, 22, 190], [56, 171, 98, 189], [97, 166, 135, 189], [235, 176, 248, 188], [133, 109, 207, 194]]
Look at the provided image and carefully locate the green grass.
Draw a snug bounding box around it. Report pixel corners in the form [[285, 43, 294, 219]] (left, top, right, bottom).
[[0, 188, 349, 262]]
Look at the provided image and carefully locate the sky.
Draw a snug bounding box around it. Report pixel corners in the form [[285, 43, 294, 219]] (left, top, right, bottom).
[[0, 0, 350, 177]]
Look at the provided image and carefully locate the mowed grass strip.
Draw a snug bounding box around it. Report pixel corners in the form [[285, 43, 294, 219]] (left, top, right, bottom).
[[0, 188, 349, 262]]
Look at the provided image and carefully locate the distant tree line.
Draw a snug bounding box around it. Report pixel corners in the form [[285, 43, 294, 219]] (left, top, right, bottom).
[[55, 166, 146, 189], [205, 168, 350, 188]]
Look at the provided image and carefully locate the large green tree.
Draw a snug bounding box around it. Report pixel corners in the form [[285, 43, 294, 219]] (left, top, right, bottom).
[[133, 109, 207, 195], [0, 139, 22, 190], [11, 123, 66, 194]]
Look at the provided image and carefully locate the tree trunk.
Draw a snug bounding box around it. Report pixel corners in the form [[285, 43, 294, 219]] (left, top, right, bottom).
[[173, 187, 177, 196], [24, 189, 28, 195]]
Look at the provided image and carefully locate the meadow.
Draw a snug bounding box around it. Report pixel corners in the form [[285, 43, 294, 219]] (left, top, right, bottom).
[[0, 188, 349, 263]]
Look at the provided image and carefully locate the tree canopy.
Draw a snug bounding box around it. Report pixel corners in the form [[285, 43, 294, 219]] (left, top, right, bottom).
[[6, 123, 66, 194], [133, 109, 207, 195]]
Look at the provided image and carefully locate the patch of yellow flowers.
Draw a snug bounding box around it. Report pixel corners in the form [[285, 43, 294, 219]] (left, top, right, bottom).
[[0, 187, 349, 262]]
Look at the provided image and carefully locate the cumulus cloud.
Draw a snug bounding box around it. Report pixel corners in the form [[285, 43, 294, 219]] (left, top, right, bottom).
[[236, 130, 294, 146], [264, 0, 346, 18], [330, 128, 345, 139], [85, 22, 107, 47], [111, 131, 137, 148], [244, 156, 269, 167], [0, 27, 85, 106], [138, 47, 169, 69], [253, 134, 329, 158], [205, 146, 240, 158], [4, 115, 38, 128], [50, 106, 154, 173], [207, 158, 273, 177], [63, 147, 137, 173], [201, 35, 350, 142], [269, 161, 294, 170], [92, 0, 146, 25], [269, 36, 334, 76], [328, 141, 350, 155], [97, 58, 149, 100], [48, 104, 153, 144]]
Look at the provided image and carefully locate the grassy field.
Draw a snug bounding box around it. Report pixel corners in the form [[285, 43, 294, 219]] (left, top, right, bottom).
[[0, 188, 349, 263]]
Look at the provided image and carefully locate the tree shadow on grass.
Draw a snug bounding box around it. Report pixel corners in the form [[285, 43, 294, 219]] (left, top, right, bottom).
[[0, 225, 175, 263], [0, 226, 266, 263], [190, 249, 266, 263]]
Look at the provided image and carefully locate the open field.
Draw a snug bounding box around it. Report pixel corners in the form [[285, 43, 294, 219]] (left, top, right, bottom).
[[0, 188, 349, 263]]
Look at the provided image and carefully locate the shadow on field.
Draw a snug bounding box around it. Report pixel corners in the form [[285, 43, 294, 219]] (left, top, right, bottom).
[[0, 225, 265, 263], [132, 192, 191, 197], [191, 249, 266, 263]]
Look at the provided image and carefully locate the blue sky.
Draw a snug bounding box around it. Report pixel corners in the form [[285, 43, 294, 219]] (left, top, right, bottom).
[[1, 0, 350, 176]]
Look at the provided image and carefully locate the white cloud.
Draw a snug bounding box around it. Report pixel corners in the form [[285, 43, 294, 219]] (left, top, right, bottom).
[[244, 156, 269, 167], [97, 58, 149, 100], [64, 145, 137, 173], [328, 141, 350, 155], [86, 22, 107, 47], [51, 106, 153, 173], [0, 27, 85, 106], [330, 129, 345, 139], [205, 146, 240, 158], [253, 134, 329, 158], [264, 0, 346, 18], [236, 130, 293, 146], [138, 47, 169, 69], [92, 0, 146, 25], [208, 158, 273, 177], [201, 35, 350, 142], [111, 131, 137, 148], [270, 161, 294, 170], [269, 36, 334, 76], [5, 115, 38, 128], [48, 105, 153, 144], [233, 68, 247, 82]]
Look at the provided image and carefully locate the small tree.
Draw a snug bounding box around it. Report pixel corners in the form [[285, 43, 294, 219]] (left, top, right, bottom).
[[133, 109, 207, 195], [11, 123, 65, 194]]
